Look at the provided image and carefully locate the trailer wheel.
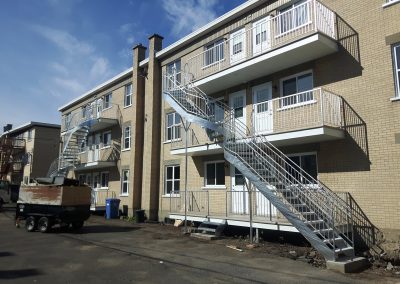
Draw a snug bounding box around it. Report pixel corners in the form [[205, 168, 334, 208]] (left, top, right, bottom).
[[25, 216, 36, 232], [38, 217, 51, 233], [72, 221, 84, 230]]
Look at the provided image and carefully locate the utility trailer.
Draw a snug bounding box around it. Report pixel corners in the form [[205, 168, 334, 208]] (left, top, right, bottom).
[[16, 177, 91, 233]]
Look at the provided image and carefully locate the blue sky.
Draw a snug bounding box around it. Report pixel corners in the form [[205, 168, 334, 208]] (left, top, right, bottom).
[[0, 0, 243, 131]]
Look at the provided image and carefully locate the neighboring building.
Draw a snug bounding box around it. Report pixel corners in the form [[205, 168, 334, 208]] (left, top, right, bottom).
[[57, 0, 400, 261], [0, 122, 60, 184]]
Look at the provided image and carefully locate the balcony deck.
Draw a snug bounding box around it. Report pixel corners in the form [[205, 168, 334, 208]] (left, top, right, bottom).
[[75, 143, 120, 171]]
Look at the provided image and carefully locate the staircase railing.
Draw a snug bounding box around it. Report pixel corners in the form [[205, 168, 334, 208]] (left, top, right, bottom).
[[163, 72, 361, 260]]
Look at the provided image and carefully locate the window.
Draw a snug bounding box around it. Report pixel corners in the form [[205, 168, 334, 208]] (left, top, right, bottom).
[[166, 60, 181, 89], [78, 174, 86, 185], [165, 165, 180, 194], [104, 93, 112, 109], [281, 71, 313, 107], [82, 105, 88, 118], [123, 126, 131, 150], [393, 43, 400, 97], [165, 112, 181, 141], [121, 170, 129, 195], [205, 161, 225, 187], [27, 129, 33, 140], [204, 39, 224, 67], [93, 173, 99, 189], [124, 83, 132, 107], [79, 137, 87, 152], [230, 28, 246, 63], [101, 172, 109, 188], [278, 0, 309, 35], [209, 99, 225, 123], [286, 153, 318, 183], [102, 131, 111, 147], [86, 174, 93, 188], [64, 112, 72, 129]]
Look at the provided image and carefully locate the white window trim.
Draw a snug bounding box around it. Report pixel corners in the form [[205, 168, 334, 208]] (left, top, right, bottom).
[[392, 43, 400, 100], [286, 152, 318, 184], [103, 93, 112, 110], [120, 169, 129, 196], [204, 160, 225, 188], [165, 112, 182, 142], [164, 165, 180, 196], [123, 126, 131, 151], [383, 0, 400, 8], [101, 131, 112, 149], [124, 84, 133, 108], [279, 70, 314, 106], [100, 171, 109, 189]]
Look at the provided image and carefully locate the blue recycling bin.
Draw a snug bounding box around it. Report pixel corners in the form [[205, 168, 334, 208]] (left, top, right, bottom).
[[105, 198, 120, 219]]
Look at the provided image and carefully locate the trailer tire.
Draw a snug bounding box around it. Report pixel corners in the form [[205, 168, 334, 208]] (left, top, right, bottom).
[[38, 217, 51, 233], [72, 221, 84, 230], [25, 216, 36, 232]]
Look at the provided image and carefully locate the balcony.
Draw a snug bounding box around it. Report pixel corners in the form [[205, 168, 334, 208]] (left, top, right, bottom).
[[75, 142, 120, 171], [62, 102, 122, 133], [170, 88, 344, 155], [163, 190, 296, 231], [185, 0, 338, 93]]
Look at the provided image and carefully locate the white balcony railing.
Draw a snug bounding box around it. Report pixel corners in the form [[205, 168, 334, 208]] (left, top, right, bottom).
[[185, 0, 336, 82], [62, 102, 122, 132], [167, 190, 282, 222], [91, 189, 116, 208]]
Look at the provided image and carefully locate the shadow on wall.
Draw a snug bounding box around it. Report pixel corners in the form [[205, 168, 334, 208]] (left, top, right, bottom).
[[317, 15, 363, 85], [319, 98, 370, 173]]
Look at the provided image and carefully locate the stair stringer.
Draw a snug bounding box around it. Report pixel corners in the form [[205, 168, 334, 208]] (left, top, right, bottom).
[[224, 150, 336, 261], [163, 91, 220, 132]]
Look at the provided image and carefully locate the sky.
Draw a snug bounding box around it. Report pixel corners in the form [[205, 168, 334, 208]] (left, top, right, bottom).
[[0, 0, 244, 132]]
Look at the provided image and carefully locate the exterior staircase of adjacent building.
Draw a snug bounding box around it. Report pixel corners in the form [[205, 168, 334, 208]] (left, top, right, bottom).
[[162, 73, 374, 263], [0, 137, 25, 180]]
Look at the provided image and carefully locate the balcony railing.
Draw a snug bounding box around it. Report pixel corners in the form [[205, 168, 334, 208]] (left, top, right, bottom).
[[251, 88, 342, 135], [170, 125, 222, 150], [62, 102, 122, 132], [78, 142, 120, 165], [167, 190, 285, 223], [185, 0, 336, 82], [91, 189, 116, 208]]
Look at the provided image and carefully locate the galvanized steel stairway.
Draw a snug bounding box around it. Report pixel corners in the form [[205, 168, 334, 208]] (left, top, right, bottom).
[[47, 125, 89, 178], [163, 75, 357, 262]]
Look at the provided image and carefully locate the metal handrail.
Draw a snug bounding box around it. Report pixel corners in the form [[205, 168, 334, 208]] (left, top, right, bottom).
[[163, 71, 359, 260]]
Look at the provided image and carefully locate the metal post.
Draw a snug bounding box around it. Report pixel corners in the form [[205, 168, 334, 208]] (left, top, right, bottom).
[[182, 119, 191, 234], [246, 180, 253, 244]]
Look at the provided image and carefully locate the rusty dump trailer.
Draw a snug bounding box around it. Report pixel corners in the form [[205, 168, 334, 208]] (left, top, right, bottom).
[[16, 177, 91, 233]]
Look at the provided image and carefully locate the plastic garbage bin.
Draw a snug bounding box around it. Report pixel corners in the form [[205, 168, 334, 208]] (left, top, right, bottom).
[[106, 198, 120, 219], [135, 209, 145, 223]]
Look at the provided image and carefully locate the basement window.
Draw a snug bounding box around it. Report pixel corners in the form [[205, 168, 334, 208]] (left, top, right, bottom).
[[205, 161, 225, 187]]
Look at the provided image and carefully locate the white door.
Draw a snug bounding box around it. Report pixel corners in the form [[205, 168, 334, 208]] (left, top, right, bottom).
[[252, 82, 273, 134], [96, 98, 103, 118], [94, 133, 101, 161], [231, 167, 248, 215], [230, 28, 246, 63], [229, 90, 246, 138], [87, 135, 94, 162], [252, 17, 271, 55]]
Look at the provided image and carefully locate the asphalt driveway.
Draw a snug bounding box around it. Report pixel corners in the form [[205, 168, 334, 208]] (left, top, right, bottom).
[[0, 206, 397, 284]]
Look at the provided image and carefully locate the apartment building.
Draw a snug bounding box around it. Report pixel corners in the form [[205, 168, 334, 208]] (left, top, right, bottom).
[[0, 122, 60, 184], [57, 0, 399, 262]]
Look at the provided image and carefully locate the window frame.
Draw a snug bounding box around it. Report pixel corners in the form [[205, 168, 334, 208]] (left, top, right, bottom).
[[104, 93, 112, 109], [121, 169, 129, 196], [102, 131, 112, 149], [204, 160, 226, 188], [279, 70, 314, 108], [286, 152, 318, 184], [27, 129, 33, 140], [164, 165, 180, 196], [165, 112, 182, 142], [124, 83, 133, 107], [123, 126, 131, 150], [166, 59, 181, 89], [100, 171, 109, 189], [392, 43, 400, 99], [383, 0, 400, 8]]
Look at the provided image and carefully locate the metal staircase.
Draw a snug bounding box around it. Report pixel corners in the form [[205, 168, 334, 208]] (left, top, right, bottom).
[[162, 73, 359, 262], [0, 137, 25, 180], [47, 125, 89, 178]]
